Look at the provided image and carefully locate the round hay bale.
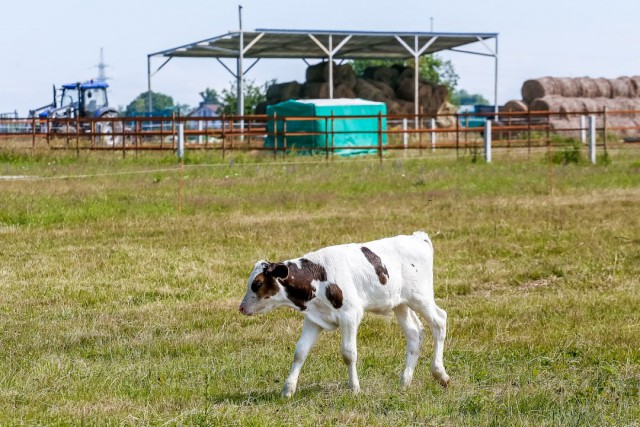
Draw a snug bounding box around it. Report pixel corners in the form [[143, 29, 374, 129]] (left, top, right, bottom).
[[398, 67, 415, 82], [610, 77, 634, 98], [306, 61, 334, 83], [368, 80, 395, 98], [303, 82, 329, 99], [387, 100, 403, 115], [576, 78, 598, 98], [396, 78, 417, 102], [399, 100, 415, 115], [630, 76, 640, 97], [555, 78, 580, 98], [579, 97, 605, 113], [373, 66, 400, 88], [529, 96, 563, 113], [432, 85, 449, 105], [436, 102, 458, 128], [267, 81, 302, 102], [594, 78, 613, 98], [419, 84, 433, 99], [391, 64, 409, 77], [335, 64, 357, 89], [522, 77, 558, 103], [558, 98, 583, 117], [418, 85, 434, 110], [354, 79, 387, 102], [502, 99, 528, 113], [334, 84, 356, 99]]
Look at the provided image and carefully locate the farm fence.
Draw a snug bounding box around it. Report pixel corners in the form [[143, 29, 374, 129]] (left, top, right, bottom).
[[1, 109, 639, 162]]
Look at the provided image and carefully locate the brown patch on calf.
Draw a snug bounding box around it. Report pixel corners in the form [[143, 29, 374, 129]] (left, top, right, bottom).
[[361, 246, 389, 285], [281, 258, 326, 310], [251, 272, 279, 300], [325, 283, 343, 309]]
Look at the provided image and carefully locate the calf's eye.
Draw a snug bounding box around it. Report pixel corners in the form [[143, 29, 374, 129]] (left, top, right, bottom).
[[251, 281, 263, 292]]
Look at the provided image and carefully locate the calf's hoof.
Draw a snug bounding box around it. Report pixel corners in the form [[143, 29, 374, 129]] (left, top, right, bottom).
[[281, 383, 296, 398]]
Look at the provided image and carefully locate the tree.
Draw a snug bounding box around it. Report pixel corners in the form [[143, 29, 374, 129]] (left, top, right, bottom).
[[199, 88, 222, 105], [125, 91, 175, 115], [216, 79, 274, 115], [350, 55, 459, 91], [450, 89, 489, 106]]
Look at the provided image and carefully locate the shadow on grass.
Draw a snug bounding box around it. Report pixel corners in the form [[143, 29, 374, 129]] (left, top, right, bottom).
[[210, 383, 341, 405]]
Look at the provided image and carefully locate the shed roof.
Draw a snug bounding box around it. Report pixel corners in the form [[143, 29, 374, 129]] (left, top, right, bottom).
[[149, 28, 498, 60]]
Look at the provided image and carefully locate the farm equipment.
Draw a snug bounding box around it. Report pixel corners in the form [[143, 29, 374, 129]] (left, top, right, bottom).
[[29, 80, 121, 144]]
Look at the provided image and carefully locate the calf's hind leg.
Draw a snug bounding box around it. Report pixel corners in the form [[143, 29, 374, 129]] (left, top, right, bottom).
[[393, 304, 425, 389], [409, 299, 450, 387]]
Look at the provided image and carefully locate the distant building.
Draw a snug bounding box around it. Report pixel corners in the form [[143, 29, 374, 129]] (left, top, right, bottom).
[[187, 103, 222, 130]]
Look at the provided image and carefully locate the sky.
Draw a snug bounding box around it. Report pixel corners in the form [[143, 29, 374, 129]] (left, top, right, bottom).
[[1, 0, 639, 116]]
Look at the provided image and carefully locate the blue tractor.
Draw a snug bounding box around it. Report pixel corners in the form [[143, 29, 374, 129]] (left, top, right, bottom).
[[29, 80, 121, 144]]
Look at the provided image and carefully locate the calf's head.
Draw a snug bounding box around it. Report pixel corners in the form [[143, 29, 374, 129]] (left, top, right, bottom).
[[239, 260, 289, 315]]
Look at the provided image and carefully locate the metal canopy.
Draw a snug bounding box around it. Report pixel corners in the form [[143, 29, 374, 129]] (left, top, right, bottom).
[[149, 29, 497, 60], [147, 28, 499, 119]]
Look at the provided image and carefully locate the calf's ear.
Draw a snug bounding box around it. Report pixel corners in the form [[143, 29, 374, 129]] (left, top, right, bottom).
[[266, 262, 289, 279]]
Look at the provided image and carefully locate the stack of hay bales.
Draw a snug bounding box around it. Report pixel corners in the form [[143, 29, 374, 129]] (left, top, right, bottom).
[[502, 76, 640, 135], [259, 61, 454, 126]]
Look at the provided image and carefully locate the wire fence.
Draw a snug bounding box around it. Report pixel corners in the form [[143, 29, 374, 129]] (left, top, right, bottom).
[[1, 109, 640, 161]]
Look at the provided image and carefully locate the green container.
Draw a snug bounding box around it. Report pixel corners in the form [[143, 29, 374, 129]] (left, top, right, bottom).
[[266, 99, 387, 156]]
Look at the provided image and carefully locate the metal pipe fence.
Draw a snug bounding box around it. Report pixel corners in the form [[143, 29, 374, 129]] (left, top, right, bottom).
[[1, 109, 640, 160]]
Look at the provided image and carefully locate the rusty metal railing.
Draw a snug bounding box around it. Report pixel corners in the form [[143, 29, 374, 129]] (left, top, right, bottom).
[[1, 109, 639, 160]]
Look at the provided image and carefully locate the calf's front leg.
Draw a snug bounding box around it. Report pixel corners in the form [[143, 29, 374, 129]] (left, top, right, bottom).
[[282, 318, 323, 398]]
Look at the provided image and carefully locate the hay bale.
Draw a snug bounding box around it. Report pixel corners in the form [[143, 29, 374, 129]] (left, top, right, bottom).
[[372, 66, 400, 88], [334, 84, 356, 99], [354, 79, 387, 102], [555, 78, 580, 98], [387, 100, 403, 115], [529, 96, 563, 113], [303, 82, 329, 99], [502, 99, 528, 113], [576, 78, 599, 98], [559, 98, 586, 118], [522, 77, 559, 103], [368, 80, 395, 99], [396, 78, 417, 102], [335, 64, 357, 89], [306, 61, 334, 83], [436, 102, 457, 128], [611, 77, 634, 98], [432, 85, 449, 106], [418, 85, 434, 111], [399, 100, 415, 115], [524, 76, 640, 101], [266, 81, 302, 102], [398, 67, 415, 82], [594, 78, 613, 98], [630, 76, 640, 97]]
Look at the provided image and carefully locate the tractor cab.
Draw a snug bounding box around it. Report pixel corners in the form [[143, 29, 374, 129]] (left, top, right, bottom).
[[60, 81, 110, 118]]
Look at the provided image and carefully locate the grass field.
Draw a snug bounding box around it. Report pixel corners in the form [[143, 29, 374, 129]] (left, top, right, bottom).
[[1, 147, 640, 426]]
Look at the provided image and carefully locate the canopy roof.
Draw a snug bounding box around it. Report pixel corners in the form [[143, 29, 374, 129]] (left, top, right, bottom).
[[149, 28, 498, 60], [147, 28, 499, 116]]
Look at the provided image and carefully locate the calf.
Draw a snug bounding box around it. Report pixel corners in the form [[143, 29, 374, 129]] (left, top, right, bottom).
[[238, 231, 450, 397]]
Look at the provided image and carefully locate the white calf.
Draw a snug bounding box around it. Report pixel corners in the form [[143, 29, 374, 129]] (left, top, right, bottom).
[[238, 231, 449, 397]]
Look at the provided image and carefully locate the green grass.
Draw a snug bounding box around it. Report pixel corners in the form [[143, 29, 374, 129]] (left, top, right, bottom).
[[1, 148, 640, 425]]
